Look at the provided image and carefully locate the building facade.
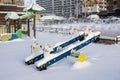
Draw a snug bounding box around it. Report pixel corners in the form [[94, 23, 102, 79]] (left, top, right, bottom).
[[99, 0, 107, 16], [82, 0, 107, 17], [0, 0, 25, 26], [36, 0, 120, 18], [107, 0, 120, 16], [36, 0, 82, 18], [113, 0, 120, 15]]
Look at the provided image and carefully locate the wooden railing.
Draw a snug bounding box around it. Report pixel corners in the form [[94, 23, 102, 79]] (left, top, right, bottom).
[[0, 26, 7, 34], [0, 0, 24, 6], [36, 27, 75, 34], [0, 26, 15, 34]]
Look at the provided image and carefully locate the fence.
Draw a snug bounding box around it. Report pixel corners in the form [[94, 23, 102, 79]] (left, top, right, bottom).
[[0, 26, 7, 34], [0, 26, 15, 34], [36, 26, 120, 44], [36, 27, 72, 34]]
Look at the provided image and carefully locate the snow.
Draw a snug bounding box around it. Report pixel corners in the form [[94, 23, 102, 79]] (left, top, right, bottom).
[[0, 22, 120, 80], [25, 52, 42, 62], [72, 62, 91, 69], [32, 3, 46, 11], [40, 15, 66, 21], [24, 3, 45, 11], [54, 31, 84, 47], [103, 16, 120, 23], [68, 32, 100, 50], [5, 12, 19, 20], [87, 14, 100, 20], [37, 22, 120, 37], [36, 53, 60, 67]]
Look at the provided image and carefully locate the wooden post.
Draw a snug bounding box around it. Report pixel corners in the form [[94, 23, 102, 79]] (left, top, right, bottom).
[[18, 19, 21, 30], [27, 19, 30, 37], [14, 20, 17, 32], [33, 13, 36, 38], [6, 19, 10, 33], [11, 25, 13, 33]]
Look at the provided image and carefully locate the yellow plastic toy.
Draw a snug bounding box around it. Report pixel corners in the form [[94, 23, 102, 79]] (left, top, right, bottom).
[[0, 34, 11, 41], [77, 53, 87, 62]]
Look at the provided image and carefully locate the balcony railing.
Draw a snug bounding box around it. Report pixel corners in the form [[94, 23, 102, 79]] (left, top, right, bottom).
[[0, 0, 24, 6]]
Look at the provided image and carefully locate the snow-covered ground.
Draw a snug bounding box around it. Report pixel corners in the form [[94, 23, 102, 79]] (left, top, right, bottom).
[[0, 31, 120, 80], [36, 22, 120, 37], [1, 18, 120, 80]]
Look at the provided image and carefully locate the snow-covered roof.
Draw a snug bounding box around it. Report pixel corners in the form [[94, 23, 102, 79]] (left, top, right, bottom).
[[87, 14, 100, 20], [5, 12, 19, 20], [24, 3, 46, 12], [68, 17, 77, 20], [40, 15, 66, 21]]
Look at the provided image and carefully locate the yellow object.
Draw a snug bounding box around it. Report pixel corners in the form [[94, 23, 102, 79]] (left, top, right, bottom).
[[35, 14, 40, 21], [0, 34, 11, 41], [77, 53, 87, 62]]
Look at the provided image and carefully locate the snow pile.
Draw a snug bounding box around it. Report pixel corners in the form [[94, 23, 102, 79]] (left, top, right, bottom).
[[87, 14, 100, 20], [103, 16, 120, 23], [40, 15, 66, 21], [86, 14, 102, 23], [72, 61, 91, 69], [37, 22, 120, 37]]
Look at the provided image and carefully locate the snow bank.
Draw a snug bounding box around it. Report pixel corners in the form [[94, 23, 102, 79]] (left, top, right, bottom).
[[87, 14, 100, 20], [37, 22, 120, 37], [0, 31, 120, 80], [72, 61, 91, 69], [40, 15, 66, 21], [103, 16, 120, 23]]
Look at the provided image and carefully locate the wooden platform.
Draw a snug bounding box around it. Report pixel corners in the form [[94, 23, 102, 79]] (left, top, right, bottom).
[[96, 36, 120, 44]]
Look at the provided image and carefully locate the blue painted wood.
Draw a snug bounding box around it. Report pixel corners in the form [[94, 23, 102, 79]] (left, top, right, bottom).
[[36, 36, 98, 70], [25, 54, 44, 65], [25, 34, 84, 65], [51, 35, 83, 53]]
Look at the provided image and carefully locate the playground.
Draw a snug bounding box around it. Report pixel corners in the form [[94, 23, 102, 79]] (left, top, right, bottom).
[[0, 3, 120, 80], [25, 26, 100, 71], [0, 12, 120, 80], [0, 29, 120, 80]]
